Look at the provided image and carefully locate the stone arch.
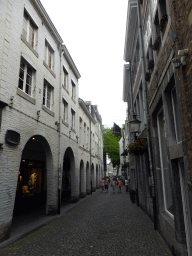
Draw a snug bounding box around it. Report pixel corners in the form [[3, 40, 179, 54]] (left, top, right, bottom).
[[86, 162, 91, 195], [62, 147, 78, 203], [79, 160, 86, 198], [91, 163, 96, 192], [96, 164, 99, 189], [13, 135, 54, 216]]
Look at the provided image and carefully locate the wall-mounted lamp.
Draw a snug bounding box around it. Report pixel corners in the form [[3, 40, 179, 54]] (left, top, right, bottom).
[[129, 114, 141, 141]]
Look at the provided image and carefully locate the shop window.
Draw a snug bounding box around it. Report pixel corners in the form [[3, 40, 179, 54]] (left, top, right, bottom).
[[43, 80, 53, 110], [22, 10, 37, 49], [18, 59, 35, 96]]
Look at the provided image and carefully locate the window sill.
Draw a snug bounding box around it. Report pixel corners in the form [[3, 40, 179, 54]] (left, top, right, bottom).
[[17, 88, 36, 105], [62, 120, 69, 127], [42, 105, 55, 117], [21, 34, 39, 58], [62, 85, 69, 94], [71, 127, 76, 133], [43, 61, 56, 78]]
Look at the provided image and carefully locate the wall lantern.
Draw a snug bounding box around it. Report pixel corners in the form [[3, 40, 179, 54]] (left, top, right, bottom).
[[129, 114, 141, 134]]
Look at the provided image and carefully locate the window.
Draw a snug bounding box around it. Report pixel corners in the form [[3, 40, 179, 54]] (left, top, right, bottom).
[[71, 81, 76, 101], [63, 67, 68, 90], [71, 109, 75, 130], [18, 59, 34, 96], [63, 99, 68, 123], [22, 11, 37, 49], [171, 87, 181, 143], [45, 40, 54, 70], [43, 80, 53, 109], [157, 108, 174, 217], [84, 122, 86, 147]]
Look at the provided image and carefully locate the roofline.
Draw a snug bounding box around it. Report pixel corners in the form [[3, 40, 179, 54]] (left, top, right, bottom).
[[62, 45, 81, 79], [31, 0, 63, 44], [78, 98, 96, 124], [123, 0, 137, 62]]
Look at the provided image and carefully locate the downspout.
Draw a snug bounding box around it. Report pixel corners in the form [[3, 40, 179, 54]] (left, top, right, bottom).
[[128, 62, 139, 206], [58, 43, 63, 214], [136, 0, 157, 230]]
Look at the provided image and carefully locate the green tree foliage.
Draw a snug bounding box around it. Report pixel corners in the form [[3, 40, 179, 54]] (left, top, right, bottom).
[[102, 126, 121, 168]]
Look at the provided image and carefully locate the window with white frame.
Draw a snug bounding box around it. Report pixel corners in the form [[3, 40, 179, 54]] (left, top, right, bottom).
[[44, 40, 54, 70], [18, 59, 34, 96], [71, 80, 76, 101], [71, 109, 75, 130], [87, 127, 89, 149], [157, 108, 174, 217], [43, 80, 53, 110], [63, 67, 68, 90], [22, 10, 37, 49], [164, 77, 182, 145], [63, 99, 68, 123]]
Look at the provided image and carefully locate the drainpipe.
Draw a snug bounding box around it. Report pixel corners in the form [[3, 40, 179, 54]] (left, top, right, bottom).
[[58, 43, 64, 214], [136, 0, 157, 230]]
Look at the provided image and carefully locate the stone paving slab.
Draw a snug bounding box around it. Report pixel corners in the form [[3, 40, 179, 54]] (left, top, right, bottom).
[[0, 186, 172, 256]]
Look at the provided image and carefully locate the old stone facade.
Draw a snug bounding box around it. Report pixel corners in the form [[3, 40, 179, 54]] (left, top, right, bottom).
[[0, 0, 103, 243], [123, 0, 192, 255]]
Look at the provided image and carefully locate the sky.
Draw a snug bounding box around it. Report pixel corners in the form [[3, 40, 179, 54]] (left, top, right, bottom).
[[40, 0, 128, 128]]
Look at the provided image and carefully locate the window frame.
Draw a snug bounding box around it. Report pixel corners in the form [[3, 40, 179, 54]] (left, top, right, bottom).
[[71, 108, 76, 131], [18, 58, 34, 97], [22, 10, 37, 50], [71, 80, 76, 102], [43, 79, 53, 110], [45, 40, 54, 71], [63, 98, 68, 124]]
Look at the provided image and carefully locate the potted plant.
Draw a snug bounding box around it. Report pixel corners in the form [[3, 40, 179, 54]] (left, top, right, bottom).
[[152, 36, 161, 51], [129, 189, 136, 203], [159, 14, 168, 32], [127, 140, 147, 156]]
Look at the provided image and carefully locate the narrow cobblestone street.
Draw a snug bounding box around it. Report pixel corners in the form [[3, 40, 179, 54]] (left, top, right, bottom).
[[0, 186, 172, 256]]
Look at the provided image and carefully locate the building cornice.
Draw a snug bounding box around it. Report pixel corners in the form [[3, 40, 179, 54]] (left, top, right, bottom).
[[123, 0, 137, 62], [30, 0, 63, 44], [62, 45, 81, 79], [79, 98, 96, 124]]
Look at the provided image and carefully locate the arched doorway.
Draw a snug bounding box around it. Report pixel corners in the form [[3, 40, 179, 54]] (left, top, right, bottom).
[[86, 162, 91, 195], [79, 160, 86, 198], [61, 147, 76, 203], [96, 165, 99, 189], [13, 135, 53, 216], [91, 163, 96, 192]]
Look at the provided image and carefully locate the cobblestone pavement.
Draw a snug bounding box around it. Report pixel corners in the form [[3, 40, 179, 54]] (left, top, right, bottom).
[[0, 186, 172, 256]]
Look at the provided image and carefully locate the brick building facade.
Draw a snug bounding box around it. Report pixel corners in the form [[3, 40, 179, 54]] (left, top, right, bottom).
[[123, 0, 192, 255]]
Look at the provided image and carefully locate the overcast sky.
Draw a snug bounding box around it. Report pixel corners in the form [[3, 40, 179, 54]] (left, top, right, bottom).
[[40, 0, 128, 128]]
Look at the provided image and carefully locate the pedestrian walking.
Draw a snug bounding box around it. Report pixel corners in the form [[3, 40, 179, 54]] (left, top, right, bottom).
[[125, 179, 128, 193], [111, 178, 116, 193], [100, 178, 105, 192], [104, 177, 109, 193], [117, 178, 122, 193]]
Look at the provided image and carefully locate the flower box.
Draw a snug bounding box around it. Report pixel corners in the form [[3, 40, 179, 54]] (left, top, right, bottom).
[[127, 139, 147, 156]]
